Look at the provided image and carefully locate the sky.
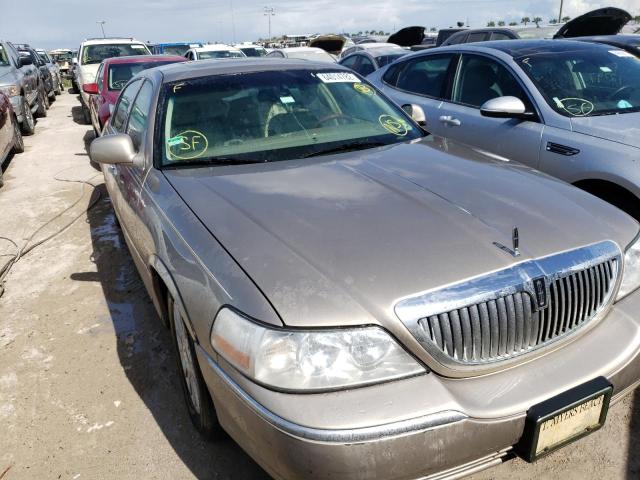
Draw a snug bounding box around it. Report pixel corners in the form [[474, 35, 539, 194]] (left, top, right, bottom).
[[0, 0, 637, 50]]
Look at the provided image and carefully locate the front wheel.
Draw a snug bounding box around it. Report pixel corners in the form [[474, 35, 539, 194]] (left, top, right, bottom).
[[168, 294, 222, 439], [20, 99, 35, 135], [35, 89, 47, 118]]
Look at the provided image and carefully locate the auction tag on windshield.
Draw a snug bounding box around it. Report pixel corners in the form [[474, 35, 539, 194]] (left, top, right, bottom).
[[316, 72, 361, 83], [609, 50, 635, 58]]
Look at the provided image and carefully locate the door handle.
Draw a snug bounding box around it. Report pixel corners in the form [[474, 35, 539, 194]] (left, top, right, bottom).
[[439, 115, 461, 127]]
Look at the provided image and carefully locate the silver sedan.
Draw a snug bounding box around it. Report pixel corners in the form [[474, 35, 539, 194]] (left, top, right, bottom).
[[90, 59, 640, 480], [368, 39, 640, 219]]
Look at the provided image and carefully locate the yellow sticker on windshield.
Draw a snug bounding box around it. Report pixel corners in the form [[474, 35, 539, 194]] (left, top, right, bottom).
[[378, 115, 409, 136], [353, 83, 374, 96], [168, 130, 208, 159]]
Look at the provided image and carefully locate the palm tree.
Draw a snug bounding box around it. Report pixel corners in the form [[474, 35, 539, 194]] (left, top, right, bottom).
[[561, 16, 571, 23], [521, 16, 531, 26], [549, 18, 557, 24], [487, 20, 496, 27], [509, 21, 518, 26], [498, 20, 505, 26], [430, 27, 437, 32], [533, 16, 542, 27]]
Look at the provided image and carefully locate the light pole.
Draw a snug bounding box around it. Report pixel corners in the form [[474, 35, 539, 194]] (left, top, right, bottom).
[[230, 0, 236, 44], [97, 20, 106, 38], [264, 6, 275, 41], [558, 0, 564, 23]]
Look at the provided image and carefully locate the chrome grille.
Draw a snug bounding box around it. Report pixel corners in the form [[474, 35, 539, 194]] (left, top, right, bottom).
[[395, 241, 621, 371]]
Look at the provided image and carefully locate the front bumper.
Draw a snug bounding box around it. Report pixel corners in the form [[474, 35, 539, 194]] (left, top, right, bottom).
[[196, 289, 640, 480]]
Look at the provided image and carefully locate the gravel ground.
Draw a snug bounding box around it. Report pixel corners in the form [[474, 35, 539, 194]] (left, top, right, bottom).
[[0, 92, 638, 480]]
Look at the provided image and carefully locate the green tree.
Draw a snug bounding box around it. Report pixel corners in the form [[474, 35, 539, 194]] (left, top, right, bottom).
[[562, 16, 571, 22], [509, 21, 518, 26], [521, 16, 531, 26], [533, 16, 542, 26], [549, 18, 557, 24], [633, 15, 640, 23], [498, 20, 506, 26], [487, 20, 496, 27], [430, 27, 437, 32]]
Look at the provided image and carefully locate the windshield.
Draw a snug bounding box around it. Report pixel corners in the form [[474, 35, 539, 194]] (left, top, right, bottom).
[[198, 50, 244, 60], [52, 53, 72, 62], [160, 70, 422, 167], [516, 47, 640, 117], [108, 61, 179, 90], [287, 50, 335, 62], [81, 43, 150, 65], [240, 47, 267, 57], [163, 45, 190, 56], [0, 46, 9, 66]]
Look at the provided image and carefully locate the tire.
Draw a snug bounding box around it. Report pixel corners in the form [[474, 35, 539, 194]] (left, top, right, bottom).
[[82, 105, 91, 125], [20, 99, 35, 135], [11, 116, 24, 154], [168, 294, 222, 439], [35, 89, 47, 118]]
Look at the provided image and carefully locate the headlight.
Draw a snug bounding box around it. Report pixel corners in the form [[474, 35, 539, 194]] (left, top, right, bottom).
[[0, 84, 20, 97], [617, 233, 640, 301], [211, 308, 426, 391]]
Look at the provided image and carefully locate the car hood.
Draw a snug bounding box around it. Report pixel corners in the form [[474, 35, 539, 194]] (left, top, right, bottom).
[[554, 7, 631, 38], [571, 113, 640, 149], [388, 26, 426, 47], [164, 137, 638, 329], [0, 66, 16, 84]]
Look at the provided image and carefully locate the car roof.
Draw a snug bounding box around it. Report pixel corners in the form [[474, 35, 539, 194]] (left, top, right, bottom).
[[152, 58, 348, 83], [282, 47, 327, 53], [453, 38, 616, 57], [82, 38, 146, 46], [574, 34, 640, 44], [103, 54, 185, 65]]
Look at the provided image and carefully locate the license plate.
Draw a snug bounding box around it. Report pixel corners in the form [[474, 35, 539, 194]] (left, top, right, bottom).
[[516, 377, 613, 462]]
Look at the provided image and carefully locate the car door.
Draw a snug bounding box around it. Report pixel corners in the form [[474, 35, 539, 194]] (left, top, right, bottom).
[[116, 80, 155, 260], [0, 94, 10, 159], [90, 63, 105, 132], [376, 52, 458, 136], [436, 53, 544, 167], [103, 79, 142, 216]]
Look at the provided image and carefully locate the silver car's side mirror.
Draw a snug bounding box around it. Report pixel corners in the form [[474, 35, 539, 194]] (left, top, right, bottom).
[[90, 134, 136, 165], [402, 104, 427, 127], [480, 96, 531, 119]]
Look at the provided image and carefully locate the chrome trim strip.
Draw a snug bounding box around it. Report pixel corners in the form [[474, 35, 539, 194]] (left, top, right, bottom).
[[198, 344, 467, 443], [395, 241, 622, 372]]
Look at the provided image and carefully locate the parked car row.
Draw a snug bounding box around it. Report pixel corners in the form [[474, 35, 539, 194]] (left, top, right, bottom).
[[83, 20, 640, 475]]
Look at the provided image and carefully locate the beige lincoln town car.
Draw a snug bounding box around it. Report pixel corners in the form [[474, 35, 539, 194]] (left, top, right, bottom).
[[89, 59, 640, 479]]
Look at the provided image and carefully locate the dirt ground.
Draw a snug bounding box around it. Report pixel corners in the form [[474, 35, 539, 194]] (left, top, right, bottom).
[[0, 92, 638, 480]]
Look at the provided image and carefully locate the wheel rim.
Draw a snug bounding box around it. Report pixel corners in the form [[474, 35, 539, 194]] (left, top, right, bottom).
[[173, 301, 201, 414]]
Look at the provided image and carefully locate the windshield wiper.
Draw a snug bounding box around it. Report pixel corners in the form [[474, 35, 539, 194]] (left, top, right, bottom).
[[165, 156, 265, 168], [303, 141, 388, 158]]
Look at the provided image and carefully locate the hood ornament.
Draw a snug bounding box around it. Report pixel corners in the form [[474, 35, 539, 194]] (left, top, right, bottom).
[[493, 227, 521, 257]]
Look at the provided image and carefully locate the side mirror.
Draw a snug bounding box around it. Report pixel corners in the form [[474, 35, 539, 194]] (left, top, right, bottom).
[[19, 56, 33, 67], [90, 134, 136, 165], [82, 82, 99, 94], [72, 57, 78, 65], [480, 96, 532, 119], [402, 104, 427, 127]]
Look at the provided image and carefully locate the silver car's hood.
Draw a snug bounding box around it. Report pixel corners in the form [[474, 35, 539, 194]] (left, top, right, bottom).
[[0, 67, 15, 85], [165, 137, 638, 328], [571, 113, 640, 149]]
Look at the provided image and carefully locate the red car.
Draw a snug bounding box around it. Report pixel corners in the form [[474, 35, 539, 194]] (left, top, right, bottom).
[[82, 55, 184, 136], [0, 91, 24, 188]]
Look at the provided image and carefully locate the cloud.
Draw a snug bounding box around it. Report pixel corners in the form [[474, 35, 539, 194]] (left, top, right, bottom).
[[0, 0, 637, 49]]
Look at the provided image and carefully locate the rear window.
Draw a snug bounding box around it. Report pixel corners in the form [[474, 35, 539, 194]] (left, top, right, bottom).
[[198, 50, 245, 60], [81, 43, 151, 65], [107, 61, 179, 90], [162, 45, 190, 56]]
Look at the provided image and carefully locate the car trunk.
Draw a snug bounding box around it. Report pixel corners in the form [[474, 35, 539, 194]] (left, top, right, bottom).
[[387, 26, 426, 47], [554, 7, 631, 38], [309, 35, 347, 55]]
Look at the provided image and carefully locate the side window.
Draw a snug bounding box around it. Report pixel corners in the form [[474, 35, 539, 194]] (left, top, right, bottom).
[[394, 54, 455, 99], [340, 55, 359, 70], [96, 64, 104, 91], [467, 32, 489, 43], [491, 32, 513, 41], [126, 81, 154, 152], [111, 80, 141, 132], [358, 56, 375, 76], [452, 54, 532, 109], [446, 33, 467, 45]]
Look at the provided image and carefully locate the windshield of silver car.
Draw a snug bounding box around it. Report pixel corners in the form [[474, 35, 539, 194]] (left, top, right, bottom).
[[197, 50, 245, 60], [0, 46, 9, 66], [81, 44, 150, 65], [516, 47, 640, 116], [108, 62, 179, 90], [160, 70, 423, 166]]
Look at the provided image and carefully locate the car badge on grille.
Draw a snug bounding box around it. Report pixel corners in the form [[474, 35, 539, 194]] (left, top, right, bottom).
[[493, 227, 521, 257], [532, 276, 549, 309]]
